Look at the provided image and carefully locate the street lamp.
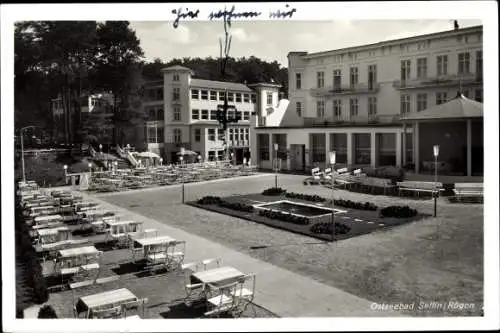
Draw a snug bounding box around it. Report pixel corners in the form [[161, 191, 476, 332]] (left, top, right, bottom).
[[113, 161, 118, 175], [230, 152, 234, 165], [20, 125, 36, 183], [88, 162, 93, 184], [63, 164, 68, 185], [433, 145, 439, 217], [273, 143, 279, 188], [329, 151, 336, 242], [179, 156, 185, 203], [197, 155, 201, 165], [159, 158, 163, 166]]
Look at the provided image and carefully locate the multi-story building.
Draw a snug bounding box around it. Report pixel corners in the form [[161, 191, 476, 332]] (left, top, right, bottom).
[[250, 24, 483, 176], [143, 65, 282, 164], [51, 92, 115, 145]]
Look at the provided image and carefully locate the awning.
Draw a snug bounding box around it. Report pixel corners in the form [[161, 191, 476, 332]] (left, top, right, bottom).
[[400, 93, 483, 122]]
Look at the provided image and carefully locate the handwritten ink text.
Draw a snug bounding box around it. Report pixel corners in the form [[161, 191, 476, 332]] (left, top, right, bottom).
[[269, 4, 297, 19], [209, 5, 262, 27], [172, 8, 200, 28]]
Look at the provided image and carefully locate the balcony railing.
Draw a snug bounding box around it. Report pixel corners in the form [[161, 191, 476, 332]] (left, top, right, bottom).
[[303, 114, 401, 127], [393, 73, 480, 89], [310, 82, 380, 97]]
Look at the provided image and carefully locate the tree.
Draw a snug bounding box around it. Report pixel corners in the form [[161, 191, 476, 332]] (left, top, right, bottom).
[[14, 21, 98, 141], [93, 21, 144, 145]]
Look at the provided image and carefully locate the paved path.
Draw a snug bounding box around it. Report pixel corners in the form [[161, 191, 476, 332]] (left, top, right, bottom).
[[53, 180, 404, 317]]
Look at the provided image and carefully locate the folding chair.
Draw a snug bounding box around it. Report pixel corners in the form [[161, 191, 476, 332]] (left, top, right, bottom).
[[202, 258, 223, 271], [181, 262, 204, 304], [204, 281, 240, 318], [167, 240, 186, 270], [230, 274, 257, 317], [91, 305, 123, 319]]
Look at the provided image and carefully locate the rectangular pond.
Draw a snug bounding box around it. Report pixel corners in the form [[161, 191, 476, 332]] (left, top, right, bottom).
[[254, 200, 346, 219]]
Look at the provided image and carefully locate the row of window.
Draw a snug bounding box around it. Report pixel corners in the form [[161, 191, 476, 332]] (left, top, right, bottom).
[[299, 50, 483, 90], [191, 89, 257, 103], [192, 109, 250, 121], [306, 89, 483, 118], [257, 132, 408, 165], [204, 128, 250, 142]]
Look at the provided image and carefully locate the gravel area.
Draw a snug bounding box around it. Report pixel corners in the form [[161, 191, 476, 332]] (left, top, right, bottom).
[[99, 174, 484, 316]]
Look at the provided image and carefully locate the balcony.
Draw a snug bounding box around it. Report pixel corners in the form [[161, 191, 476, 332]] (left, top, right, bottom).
[[393, 73, 481, 90], [303, 114, 401, 127], [310, 82, 380, 97]]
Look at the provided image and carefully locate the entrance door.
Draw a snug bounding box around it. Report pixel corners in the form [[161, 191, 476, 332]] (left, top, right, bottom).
[[290, 144, 305, 171]]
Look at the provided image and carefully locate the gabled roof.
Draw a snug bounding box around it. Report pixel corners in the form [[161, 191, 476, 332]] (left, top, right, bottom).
[[401, 93, 483, 121], [161, 65, 194, 73], [190, 79, 253, 92]]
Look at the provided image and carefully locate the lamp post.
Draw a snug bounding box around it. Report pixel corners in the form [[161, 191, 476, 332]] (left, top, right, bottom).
[[230, 152, 234, 165], [433, 145, 439, 217], [274, 143, 279, 188], [179, 156, 184, 203], [20, 125, 36, 183], [113, 161, 118, 175], [159, 158, 163, 166], [329, 151, 336, 242], [63, 165, 68, 184], [88, 162, 93, 184], [197, 155, 201, 165]]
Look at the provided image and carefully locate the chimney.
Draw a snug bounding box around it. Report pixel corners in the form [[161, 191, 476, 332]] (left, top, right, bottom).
[[454, 20, 459, 30]]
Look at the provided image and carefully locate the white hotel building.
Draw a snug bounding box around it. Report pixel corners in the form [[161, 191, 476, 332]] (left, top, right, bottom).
[[142, 65, 282, 164], [250, 25, 483, 176]]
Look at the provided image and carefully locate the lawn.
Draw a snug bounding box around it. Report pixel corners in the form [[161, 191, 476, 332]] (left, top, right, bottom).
[[187, 192, 428, 242]]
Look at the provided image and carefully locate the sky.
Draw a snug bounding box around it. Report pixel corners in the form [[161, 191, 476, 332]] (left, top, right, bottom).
[[130, 19, 482, 67]]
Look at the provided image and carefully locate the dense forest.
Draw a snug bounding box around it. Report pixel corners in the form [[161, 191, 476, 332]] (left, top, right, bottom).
[[14, 21, 288, 145]]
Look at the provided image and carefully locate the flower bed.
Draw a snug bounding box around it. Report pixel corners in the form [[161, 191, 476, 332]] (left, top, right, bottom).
[[333, 199, 378, 211], [257, 209, 309, 225], [261, 187, 287, 196], [310, 222, 351, 235], [285, 192, 325, 202], [380, 205, 417, 218], [197, 196, 254, 213]]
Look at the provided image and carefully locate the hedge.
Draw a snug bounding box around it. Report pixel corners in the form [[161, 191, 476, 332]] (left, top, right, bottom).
[[310, 222, 351, 235], [262, 187, 287, 196], [285, 192, 325, 202], [38, 305, 58, 318], [258, 210, 309, 225], [380, 205, 418, 218], [16, 207, 49, 304], [198, 196, 254, 212], [332, 199, 378, 211]]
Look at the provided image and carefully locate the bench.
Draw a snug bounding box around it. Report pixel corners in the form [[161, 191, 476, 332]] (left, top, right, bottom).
[[397, 181, 443, 197], [354, 177, 395, 195], [452, 183, 483, 203]]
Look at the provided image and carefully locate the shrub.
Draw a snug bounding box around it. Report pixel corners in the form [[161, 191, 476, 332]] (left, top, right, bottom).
[[330, 199, 378, 211], [285, 192, 325, 202], [258, 209, 309, 225], [38, 305, 58, 318], [197, 196, 222, 205], [310, 222, 351, 235], [219, 201, 254, 213], [262, 187, 287, 196], [380, 205, 417, 218]]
